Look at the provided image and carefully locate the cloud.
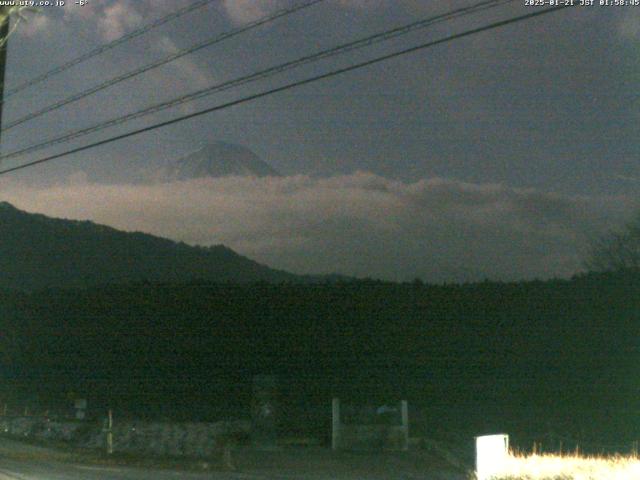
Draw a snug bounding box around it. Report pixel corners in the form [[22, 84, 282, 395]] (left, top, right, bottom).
[[99, 1, 143, 41], [0, 173, 636, 282], [62, 0, 144, 40], [613, 174, 640, 184], [336, 0, 385, 10], [15, 9, 51, 37], [221, 0, 387, 24], [618, 8, 640, 41], [155, 36, 213, 90], [222, 0, 283, 25], [52, 0, 214, 116]]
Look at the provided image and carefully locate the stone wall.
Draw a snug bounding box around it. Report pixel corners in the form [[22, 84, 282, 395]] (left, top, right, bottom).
[[0, 416, 250, 458]]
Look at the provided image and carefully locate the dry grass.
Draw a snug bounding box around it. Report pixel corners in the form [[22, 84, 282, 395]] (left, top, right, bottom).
[[490, 451, 640, 480]]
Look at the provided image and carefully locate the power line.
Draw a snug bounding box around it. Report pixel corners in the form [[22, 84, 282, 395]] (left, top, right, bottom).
[[1, 0, 215, 100], [0, 0, 514, 162], [1, 0, 326, 132], [0, 5, 574, 177]]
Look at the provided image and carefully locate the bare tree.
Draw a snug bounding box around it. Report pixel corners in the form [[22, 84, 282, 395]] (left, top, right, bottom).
[[585, 213, 640, 272], [0, 6, 35, 48]]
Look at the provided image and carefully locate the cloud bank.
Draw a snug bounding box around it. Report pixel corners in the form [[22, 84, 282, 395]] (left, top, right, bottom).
[[0, 173, 635, 282], [222, 0, 283, 25]]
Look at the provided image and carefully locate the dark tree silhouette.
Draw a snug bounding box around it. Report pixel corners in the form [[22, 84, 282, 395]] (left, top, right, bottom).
[[585, 213, 640, 272]]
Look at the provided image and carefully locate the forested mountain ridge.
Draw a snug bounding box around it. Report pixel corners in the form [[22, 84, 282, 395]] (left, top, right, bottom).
[[0, 201, 301, 289]]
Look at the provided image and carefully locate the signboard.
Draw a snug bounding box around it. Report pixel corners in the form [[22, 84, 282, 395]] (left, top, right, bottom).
[[476, 434, 509, 480]]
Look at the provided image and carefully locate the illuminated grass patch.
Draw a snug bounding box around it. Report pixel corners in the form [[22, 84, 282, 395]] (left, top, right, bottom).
[[489, 451, 640, 480]]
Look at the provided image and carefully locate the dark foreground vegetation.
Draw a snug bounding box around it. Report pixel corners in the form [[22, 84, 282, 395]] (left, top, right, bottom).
[[0, 270, 638, 452]]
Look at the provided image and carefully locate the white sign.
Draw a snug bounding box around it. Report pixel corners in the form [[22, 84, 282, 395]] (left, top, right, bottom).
[[476, 434, 509, 480]]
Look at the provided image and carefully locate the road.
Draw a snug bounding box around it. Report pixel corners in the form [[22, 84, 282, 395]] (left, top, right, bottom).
[[0, 437, 266, 480], [0, 458, 278, 480], [0, 459, 464, 480], [0, 437, 466, 479]]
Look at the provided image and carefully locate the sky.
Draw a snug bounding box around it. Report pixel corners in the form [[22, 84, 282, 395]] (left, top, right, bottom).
[[0, 0, 638, 282]]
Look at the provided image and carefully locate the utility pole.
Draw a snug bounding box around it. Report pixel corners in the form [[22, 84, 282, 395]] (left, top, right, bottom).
[[0, 7, 9, 150]]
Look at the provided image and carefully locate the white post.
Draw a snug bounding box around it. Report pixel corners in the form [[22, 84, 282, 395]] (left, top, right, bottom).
[[106, 409, 113, 455], [476, 434, 509, 480], [331, 398, 340, 451], [400, 400, 409, 451]]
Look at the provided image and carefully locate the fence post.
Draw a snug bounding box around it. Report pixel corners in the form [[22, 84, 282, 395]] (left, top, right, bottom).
[[331, 398, 340, 451], [106, 409, 113, 455], [400, 400, 409, 451], [475, 434, 509, 480], [252, 375, 279, 450]]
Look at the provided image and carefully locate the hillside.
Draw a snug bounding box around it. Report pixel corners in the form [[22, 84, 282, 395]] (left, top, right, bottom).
[[0, 201, 300, 290], [0, 271, 638, 449]]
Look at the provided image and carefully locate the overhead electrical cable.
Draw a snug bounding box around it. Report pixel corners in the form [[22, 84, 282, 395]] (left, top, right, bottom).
[[1, 0, 215, 99], [0, 5, 574, 177], [1, 0, 327, 132], [0, 0, 514, 162]]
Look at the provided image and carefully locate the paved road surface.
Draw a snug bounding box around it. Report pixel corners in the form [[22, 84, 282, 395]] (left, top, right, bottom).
[[0, 460, 464, 480], [0, 437, 465, 479], [0, 459, 259, 480], [0, 457, 465, 480]]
